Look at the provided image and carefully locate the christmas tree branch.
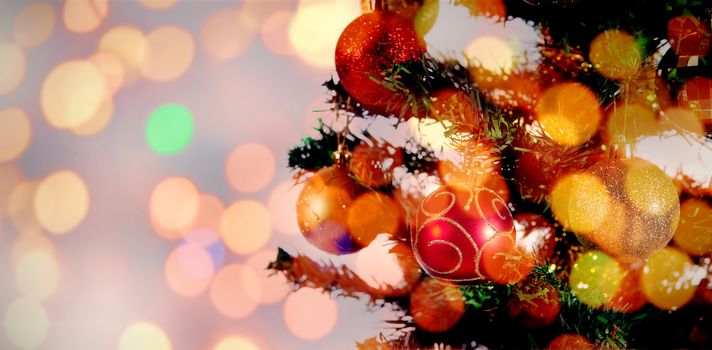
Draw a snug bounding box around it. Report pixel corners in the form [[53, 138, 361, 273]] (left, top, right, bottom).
[[268, 248, 408, 307]]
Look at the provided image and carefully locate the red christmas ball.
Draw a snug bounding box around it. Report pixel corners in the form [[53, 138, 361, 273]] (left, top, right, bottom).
[[335, 11, 426, 117], [412, 184, 517, 283]]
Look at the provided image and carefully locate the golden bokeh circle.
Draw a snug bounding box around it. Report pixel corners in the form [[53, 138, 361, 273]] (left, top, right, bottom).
[[118, 321, 172, 350], [34, 170, 90, 235], [62, 0, 109, 34], [3, 298, 49, 349], [589, 29, 642, 80], [672, 199, 712, 256], [140, 26, 195, 82], [210, 264, 262, 319], [220, 200, 271, 255], [535, 83, 602, 147], [550, 172, 611, 234], [13, 2, 56, 48], [283, 287, 338, 340], [149, 177, 200, 236], [0, 44, 26, 96], [641, 247, 697, 310], [0, 108, 32, 162], [41, 60, 107, 129]]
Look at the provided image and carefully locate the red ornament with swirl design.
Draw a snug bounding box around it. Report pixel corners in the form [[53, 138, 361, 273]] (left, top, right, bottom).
[[412, 184, 518, 283]]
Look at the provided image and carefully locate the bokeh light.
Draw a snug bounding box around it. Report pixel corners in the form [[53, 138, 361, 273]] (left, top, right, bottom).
[[3, 298, 49, 349], [184, 229, 226, 270], [283, 287, 338, 340], [98, 26, 147, 72], [15, 250, 60, 301], [606, 103, 657, 150], [210, 264, 262, 319], [149, 177, 200, 237], [410, 118, 452, 151], [220, 200, 271, 255], [672, 199, 712, 256], [34, 170, 90, 235], [261, 11, 294, 56], [355, 235, 408, 289], [201, 10, 256, 62], [0, 108, 32, 162], [246, 250, 290, 304], [660, 107, 705, 136], [139, 0, 177, 10], [214, 337, 260, 350], [225, 143, 275, 193], [347, 192, 402, 246], [11, 231, 57, 270], [641, 247, 698, 310], [187, 194, 224, 233], [41, 60, 107, 129], [62, 0, 109, 33], [535, 83, 602, 147], [88, 51, 126, 96], [550, 173, 611, 234], [569, 251, 624, 308], [0, 44, 26, 96], [0, 164, 23, 225], [8, 181, 42, 233], [13, 2, 56, 48], [164, 242, 214, 297], [118, 321, 172, 350], [145, 104, 194, 155], [267, 181, 303, 235], [288, 0, 360, 69], [464, 36, 514, 73], [70, 91, 114, 136], [139, 26, 194, 82], [589, 29, 642, 80]]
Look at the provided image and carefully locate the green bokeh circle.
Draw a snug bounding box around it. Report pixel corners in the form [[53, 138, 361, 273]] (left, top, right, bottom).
[[145, 104, 194, 155]]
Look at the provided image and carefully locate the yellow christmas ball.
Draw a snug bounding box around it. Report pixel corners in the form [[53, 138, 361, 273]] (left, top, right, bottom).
[[641, 247, 697, 310], [672, 199, 712, 256], [552, 158, 680, 260], [569, 250, 624, 308]]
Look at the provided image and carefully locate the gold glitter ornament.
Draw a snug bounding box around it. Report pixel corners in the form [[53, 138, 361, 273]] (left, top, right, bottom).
[[551, 157, 680, 260]]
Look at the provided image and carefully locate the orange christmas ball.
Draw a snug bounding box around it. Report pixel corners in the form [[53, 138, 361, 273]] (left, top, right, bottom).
[[296, 166, 367, 254], [509, 282, 560, 328], [546, 334, 594, 350], [335, 11, 426, 118], [410, 278, 465, 333]]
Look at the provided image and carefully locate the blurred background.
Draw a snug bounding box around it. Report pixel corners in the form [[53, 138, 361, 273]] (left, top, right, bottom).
[[2, 0, 712, 349], [0, 0, 597, 349]]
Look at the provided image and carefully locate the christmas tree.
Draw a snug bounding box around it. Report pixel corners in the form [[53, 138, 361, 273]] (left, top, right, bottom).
[[271, 0, 712, 348]]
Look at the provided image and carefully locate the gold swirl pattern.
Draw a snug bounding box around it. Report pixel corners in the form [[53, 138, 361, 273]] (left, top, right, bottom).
[[412, 184, 515, 282], [426, 240, 463, 274]]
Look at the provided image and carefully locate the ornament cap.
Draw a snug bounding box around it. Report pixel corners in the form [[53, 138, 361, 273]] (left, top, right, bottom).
[[332, 144, 352, 168]]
